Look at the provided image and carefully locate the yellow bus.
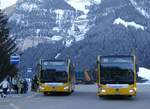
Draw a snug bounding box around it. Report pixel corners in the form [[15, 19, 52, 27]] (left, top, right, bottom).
[[96, 55, 137, 97], [36, 59, 75, 95]]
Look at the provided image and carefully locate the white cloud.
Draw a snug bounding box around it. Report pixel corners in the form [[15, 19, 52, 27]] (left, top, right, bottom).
[[113, 18, 145, 30]]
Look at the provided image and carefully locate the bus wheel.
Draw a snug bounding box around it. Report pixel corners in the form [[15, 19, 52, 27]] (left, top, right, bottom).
[[44, 92, 48, 96], [64, 92, 71, 95], [98, 95, 104, 98], [71, 90, 74, 93]]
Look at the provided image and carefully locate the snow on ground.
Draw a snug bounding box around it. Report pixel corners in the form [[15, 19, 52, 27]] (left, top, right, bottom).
[[138, 67, 150, 82], [113, 18, 145, 30], [0, 0, 17, 9]]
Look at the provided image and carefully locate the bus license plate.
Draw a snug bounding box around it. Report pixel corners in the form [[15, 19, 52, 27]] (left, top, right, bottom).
[[115, 89, 120, 95], [52, 87, 56, 91], [116, 92, 120, 95]]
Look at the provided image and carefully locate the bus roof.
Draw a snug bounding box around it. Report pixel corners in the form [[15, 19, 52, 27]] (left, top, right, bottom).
[[99, 55, 134, 64], [41, 59, 67, 62], [99, 55, 134, 58]]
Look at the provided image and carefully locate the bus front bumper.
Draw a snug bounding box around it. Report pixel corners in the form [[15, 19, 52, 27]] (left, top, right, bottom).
[[97, 84, 136, 96], [38, 83, 71, 93]]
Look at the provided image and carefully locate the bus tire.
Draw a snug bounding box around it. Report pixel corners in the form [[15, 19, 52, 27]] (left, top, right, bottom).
[[44, 92, 48, 96], [128, 95, 132, 98], [71, 90, 74, 93]]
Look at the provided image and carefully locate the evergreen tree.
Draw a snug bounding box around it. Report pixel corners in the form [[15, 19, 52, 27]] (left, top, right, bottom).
[[0, 9, 18, 82]]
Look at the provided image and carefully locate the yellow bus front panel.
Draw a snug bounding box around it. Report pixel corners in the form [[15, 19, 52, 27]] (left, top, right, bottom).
[[97, 84, 136, 96], [38, 83, 73, 93]]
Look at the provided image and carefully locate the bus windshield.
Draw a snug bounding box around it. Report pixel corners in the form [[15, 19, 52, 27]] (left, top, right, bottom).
[[100, 63, 134, 84], [42, 61, 67, 71], [41, 69, 68, 83]]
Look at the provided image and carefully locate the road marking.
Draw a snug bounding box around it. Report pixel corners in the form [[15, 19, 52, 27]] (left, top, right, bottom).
[[9, 103, 21, 109]]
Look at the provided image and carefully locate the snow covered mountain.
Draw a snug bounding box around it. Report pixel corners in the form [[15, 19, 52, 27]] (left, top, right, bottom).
[[59, 0, 150, 70], [3, 0, 150, 76], [8, 0, 100, 51]]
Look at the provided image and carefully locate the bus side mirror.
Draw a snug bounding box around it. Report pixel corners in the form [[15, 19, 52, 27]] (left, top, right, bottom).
[[135, 64, 139, 73]]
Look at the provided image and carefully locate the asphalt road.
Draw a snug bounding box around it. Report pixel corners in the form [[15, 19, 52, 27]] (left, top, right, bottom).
[[0, 84, 150, 109]]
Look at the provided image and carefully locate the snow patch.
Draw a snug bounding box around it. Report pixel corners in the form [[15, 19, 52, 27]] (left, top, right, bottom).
[[54, 9, 65, 28], [20, 38, 34, 51], [0, 0, 17, 9], [44, 36, 51, 40], [93, 0, 102, 4], [65, 39, 73, 47], [51, 36, 63, 41], [75, 34, 85, 41], [9, 13, 21, 24], [54, 9, 64, 19], [36, 29, 40, 38], [66, 0, 102, 14], [53, 27, 61, 32], [55, 53, 61, 59], [20, 3, 38, 12], [66, 0, 91, 14], [138, 67, 150, 81], [113, 18, 145, 30]]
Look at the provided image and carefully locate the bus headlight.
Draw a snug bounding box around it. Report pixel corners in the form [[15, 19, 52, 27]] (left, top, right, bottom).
[[64, 86, 69, 90], [129, 89, 134, 93], [101, 89, 106, 93], [39, 86, 44, 90], [134, 87, 137, 91]]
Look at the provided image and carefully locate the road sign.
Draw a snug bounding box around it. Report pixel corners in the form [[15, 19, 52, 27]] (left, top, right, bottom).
[[27, 68, 32, 73], [10, 54, 20, 64]]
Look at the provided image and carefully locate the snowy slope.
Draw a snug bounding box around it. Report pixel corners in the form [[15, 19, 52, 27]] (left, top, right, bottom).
[[65, 0, 102, 14], [8, 0, 103, 51], [0, 0, 18, 9], [129, 0, 150, 19], [138, 67, 150, 82]]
